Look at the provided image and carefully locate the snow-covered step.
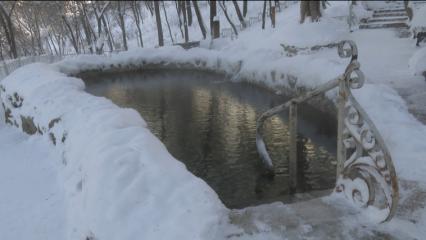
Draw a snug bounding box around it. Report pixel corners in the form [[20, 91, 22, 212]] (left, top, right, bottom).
[[367, 16, 408, 23], [383, 1, 426, 7], [359, 22, 409, 29], [374, 8, 406, 14], [373, 12, 407, 18]]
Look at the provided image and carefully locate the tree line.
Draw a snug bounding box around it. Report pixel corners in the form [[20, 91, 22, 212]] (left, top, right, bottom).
[[0, 1, 326, 60]]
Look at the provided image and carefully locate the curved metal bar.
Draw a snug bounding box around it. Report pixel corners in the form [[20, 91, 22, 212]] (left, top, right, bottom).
[[255, 77, 340, 172], [255, 39, 399, 222]]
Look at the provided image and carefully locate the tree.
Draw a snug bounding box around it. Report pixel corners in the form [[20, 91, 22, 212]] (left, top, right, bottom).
[[181, 1, 189, 43], [262, 0, 267, 29], [210, 0, 217, 37], [243, 0, 248, 17], [131, 1, 143, 47], [93, 1, 111, 53], [116, 1, 128, 51], [300, 1, 321, 23], [192, 0, 207, 39], [79, 1, 95, 53], [174, 1, 184, 39], [186, 1, 192, 26], [219, 1, 238, 36], [232, 0, 246, 29], [154, 1, 164, 46], [0, 2, 18, 58], [145, 1, 154, 16], [162, 1, 174, 44], [62, 16, 78, 54]]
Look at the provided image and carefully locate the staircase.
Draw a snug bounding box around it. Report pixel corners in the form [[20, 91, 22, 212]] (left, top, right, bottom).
[[360, 7, 408, 29], [360, 1, 426, 30]]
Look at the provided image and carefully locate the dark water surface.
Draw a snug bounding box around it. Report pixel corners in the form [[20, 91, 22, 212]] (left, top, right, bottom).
[[83, 70, 337, 208]]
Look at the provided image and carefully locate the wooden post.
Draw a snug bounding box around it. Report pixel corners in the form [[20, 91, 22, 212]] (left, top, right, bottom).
[[212, 20, 220, 39], [289, 101, 298, 192], [210, 0, 219, 38], [271, 6, 276, 28]]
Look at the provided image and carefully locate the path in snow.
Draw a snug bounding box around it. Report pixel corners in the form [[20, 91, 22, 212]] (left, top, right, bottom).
[[352, 28, 426, 124], [223, 179, 426, 240], [0, 121, 66, 240]]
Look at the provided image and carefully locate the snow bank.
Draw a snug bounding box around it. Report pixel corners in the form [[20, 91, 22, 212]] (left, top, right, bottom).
[[325, 1, 372, 21], [411, 5, 426, 29], [409, 47, 426, 76], [0, 63, 227, 240], [353, 84, 426, 182]]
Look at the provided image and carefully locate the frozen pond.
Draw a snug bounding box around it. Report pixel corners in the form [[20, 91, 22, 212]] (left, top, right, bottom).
[[83, 70, 337, 208]]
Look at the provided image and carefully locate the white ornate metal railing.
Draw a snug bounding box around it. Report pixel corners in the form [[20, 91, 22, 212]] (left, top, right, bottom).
[[256, 40, 399, 222]]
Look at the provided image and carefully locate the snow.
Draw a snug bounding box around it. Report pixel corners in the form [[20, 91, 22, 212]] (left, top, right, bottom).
[[409, 46, 426, 75], [1, 1, 426, 239], [411, 5, 426, 29], [0, 63, 227, 240], [0, 120, 66, 239]]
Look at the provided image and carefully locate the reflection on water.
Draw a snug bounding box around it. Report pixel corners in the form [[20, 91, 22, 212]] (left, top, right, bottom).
[[83, 70, 337, 208]]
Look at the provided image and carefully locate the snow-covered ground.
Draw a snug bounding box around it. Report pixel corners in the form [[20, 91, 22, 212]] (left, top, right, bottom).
[[1, 1, 426, 239], [0, 108, 66, 239]]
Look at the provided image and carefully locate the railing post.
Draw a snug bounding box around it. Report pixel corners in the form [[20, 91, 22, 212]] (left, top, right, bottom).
[[336, 77, 347, 177], [289, 101, 298, 192]]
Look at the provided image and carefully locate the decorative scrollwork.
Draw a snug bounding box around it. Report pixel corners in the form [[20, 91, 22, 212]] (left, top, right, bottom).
[[336, 40, 399, 223], [255, 39, 398, 223]]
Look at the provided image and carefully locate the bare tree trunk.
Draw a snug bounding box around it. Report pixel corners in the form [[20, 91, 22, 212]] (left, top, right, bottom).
[[103, 15, 114, 51], [117, 2, 128, 51], [275, 0, 280, 11], [62, 15, 79, 54], [80, 2, 94, 53], [243, 0, 248, 17], [300, 1, 321, 23], [181, 1, 189, 43], [0, 12, 13, 58], [175, 1, 184, 39], [0, 3, 17, 58], [232, 0, 246, 29], [131, 1, 144, 47], [162, 1, 174, 44], [300, 1, 309, 23], [219, 1, 238, 36], [0, 40, 3, 60], [262, 0, 267, 29], [80, 14, 93, 53], [48, 33, 58, 55], [186, 0, 193, 26], [49, 33, 58, 55], [154, 1, 164, 46], [210, 0, 217, 37], [145, 1, 154, 16], [34, 15, 44, 54], [192, 0, 207, 39], [309, 1, 321, 21]]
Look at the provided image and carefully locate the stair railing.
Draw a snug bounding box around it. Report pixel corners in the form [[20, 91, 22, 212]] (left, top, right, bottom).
[[256, 40, 399, 222]]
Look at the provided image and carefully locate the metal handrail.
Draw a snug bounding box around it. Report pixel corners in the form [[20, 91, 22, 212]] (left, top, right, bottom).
[[256, 40, 398, 222]]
